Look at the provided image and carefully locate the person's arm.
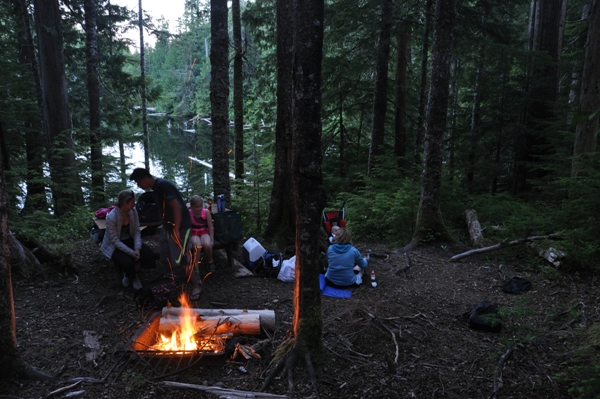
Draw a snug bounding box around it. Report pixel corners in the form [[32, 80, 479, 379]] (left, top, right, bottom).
[[130, 210, 142, 259], [205, 209, 214, 245], [170, 198, 183, 242], [355, 247, 368, 270]]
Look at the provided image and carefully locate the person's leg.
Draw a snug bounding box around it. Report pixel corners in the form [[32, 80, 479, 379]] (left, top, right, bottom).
[[200, 234, 214, 271], [139, 243, 156, 269], [112, 248, 135, 281]]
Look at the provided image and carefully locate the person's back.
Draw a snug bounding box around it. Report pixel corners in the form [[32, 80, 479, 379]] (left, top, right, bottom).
[[325, 228, 368, 288], [152, 177, 191, 232]]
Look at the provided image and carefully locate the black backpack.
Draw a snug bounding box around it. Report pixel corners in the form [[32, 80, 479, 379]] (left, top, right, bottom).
[[136, 191, 161, 224], [253, 252, 283, 278]]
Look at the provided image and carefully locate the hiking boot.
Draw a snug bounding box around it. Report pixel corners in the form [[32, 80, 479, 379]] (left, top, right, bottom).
[[132, 277, 143, 290], [122, 276, 130, 288]]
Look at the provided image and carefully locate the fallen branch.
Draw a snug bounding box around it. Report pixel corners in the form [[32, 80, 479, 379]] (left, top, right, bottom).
[[394, 253, 412, 275], [450, 233, 562, 262], [162, 381, 291, 398], [46, 380, 81, 398], [489, 347, 514, 399]]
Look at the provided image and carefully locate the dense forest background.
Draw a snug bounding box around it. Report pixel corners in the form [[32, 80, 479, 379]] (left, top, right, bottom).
[[1, 0, 598, 270]]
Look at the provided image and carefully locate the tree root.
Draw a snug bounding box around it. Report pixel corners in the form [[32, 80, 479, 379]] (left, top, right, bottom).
[[261, 347, 320, 398]]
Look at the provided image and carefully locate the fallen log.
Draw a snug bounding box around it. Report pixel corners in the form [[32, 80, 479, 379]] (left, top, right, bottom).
[[161, 380, 291, 398], [450, 233, 562, 261], [157, 313, 261, 336], [465, 209, 484, 248], [161, 307, 275, 330]]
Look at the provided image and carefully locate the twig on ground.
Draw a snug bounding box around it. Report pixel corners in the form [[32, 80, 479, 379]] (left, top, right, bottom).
[[162, 380, 291, 398], [488, 347, 514, 399], [46, 380, 82, 398]]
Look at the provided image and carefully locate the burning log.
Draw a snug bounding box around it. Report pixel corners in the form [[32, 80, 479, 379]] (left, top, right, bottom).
[[161, 308, 275, 331], [158, 313, 261, 336]]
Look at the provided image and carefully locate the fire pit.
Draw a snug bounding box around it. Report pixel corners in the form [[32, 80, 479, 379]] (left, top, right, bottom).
[[104, 295, 275, 382]]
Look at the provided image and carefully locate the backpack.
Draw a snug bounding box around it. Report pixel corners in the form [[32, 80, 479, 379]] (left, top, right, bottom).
[[502, 277, 531, 294], [134, 277, 181, 310], [136, 191, 161, 224], [253, 252, 283, 278], [466, 301, 502, 333]]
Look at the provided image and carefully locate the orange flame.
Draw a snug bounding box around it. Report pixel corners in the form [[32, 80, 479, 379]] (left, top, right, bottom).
[[150, 293, 224, 353]]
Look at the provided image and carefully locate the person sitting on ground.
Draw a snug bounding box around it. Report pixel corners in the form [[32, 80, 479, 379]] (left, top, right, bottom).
[[325, 228, 369, 288], [189, 195, 215, 273], [329, 224, 340, 244], [100, 189, 156, 290], [129, 168, 202, 300]]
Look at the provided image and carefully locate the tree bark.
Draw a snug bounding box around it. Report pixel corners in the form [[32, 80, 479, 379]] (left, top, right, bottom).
[[84, 0, 105, 209], [415, 0, 433, 166], [394, 24, 410, 161], [210, 0, 231, 207], [290, 0, 325, 362], [264, 0, 295, 243], [13, 0, 47, 213], [412, 0, 456, 245], [232, 0, 244, 181], [0, 122, 26, 378], [572, 0, 600, 178], [367, 0, 392, 176], [138, 0, 150, 171], [33, 0, 84, 216]]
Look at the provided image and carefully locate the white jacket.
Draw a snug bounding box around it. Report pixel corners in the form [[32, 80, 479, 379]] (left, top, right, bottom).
[[100, 206, 142, 259]]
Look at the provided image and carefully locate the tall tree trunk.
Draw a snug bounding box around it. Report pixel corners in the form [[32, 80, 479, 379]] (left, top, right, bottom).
[[210, 0, 231, 206], [291, 0, 324, 363], [415, 0, 433, 166], [468, 35, 486, 189], [0, 122, 25, 378], [33, 0, 83, 216], [410, 0, 456, 248], [232, 0, 244, 181], [571, 0, 600, 178], [13, 0, 47, 213], [84, 0, 105, 209], [264, 0, 295, 242], [513, 0, 564, 193], [367, 0, 392, 176], [447, 58, 460, 182], [138, 0, 149, 171], [394, 24, 410, 161]]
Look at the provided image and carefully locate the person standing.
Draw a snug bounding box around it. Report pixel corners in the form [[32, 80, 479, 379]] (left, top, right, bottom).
[[129, 168, 201, 300], [100, 189, 156, 290]]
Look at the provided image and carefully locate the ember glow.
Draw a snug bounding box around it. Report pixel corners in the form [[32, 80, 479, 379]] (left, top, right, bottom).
[[149, 293, 224, 353]]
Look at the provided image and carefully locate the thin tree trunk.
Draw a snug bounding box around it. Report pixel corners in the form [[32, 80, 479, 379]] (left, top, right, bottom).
[[210, 0, 231, 206], [33, 0, 83, 216], [367, 0, 392, 176], [415, 0, 433, 166], [138, 0, 149, 171], [468, 35, 485, 189], [13, 0, 47, 213], [411, 0, 456, 247], [394, 24, 410, 161], [84, 0, 105, 209], [232, 0, 244, 181], [264, 0, 295, 242], [0, 121, 25, 377], [572, 0, 600, 178]]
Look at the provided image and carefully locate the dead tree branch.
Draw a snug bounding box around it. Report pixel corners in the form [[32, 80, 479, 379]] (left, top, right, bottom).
[[450, 233, 562, 262]]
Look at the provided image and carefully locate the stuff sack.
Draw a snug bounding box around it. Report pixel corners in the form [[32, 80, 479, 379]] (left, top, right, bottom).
[[134, 277, 181, 310], [253, 252, 283, 278], [502, 277, 531, 294], [213, 211, 244, 244], [277, 256, 296, 283], [136, 191, 161, 224], [467, 301, 502, 333], [94, 205, 116, 219]]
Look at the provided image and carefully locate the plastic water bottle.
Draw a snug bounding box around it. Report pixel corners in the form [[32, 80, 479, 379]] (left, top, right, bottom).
[[217, 194, 225, 212], [370, 270, 377, 288]]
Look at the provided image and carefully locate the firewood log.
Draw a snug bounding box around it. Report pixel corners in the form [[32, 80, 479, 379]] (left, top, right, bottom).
[[160, 308, 275, 330], [157, 313, 261, 336]]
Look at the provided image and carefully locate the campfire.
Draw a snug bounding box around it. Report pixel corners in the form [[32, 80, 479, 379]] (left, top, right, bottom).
[[148, 294, 226, 353]]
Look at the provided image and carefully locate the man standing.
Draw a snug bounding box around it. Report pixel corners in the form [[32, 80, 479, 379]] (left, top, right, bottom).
[[129, 168, 201, 300]]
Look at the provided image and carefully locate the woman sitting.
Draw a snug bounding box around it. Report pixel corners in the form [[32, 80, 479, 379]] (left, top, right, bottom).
[[325, 228, 369, 288], [189, 195, 214, 273], [101, 190, 156, 290]]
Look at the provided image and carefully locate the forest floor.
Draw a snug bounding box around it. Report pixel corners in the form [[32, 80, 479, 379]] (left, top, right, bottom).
[[3, 234, 598, 399]]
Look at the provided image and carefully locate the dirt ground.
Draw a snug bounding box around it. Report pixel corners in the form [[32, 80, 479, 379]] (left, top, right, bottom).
[[3, 235, 597, 399]]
